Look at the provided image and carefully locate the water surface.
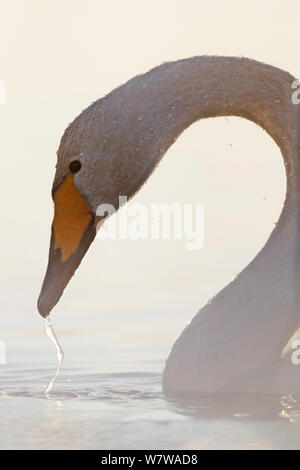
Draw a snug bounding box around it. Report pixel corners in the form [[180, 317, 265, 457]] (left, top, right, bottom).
[[1, 309, 300, 450]]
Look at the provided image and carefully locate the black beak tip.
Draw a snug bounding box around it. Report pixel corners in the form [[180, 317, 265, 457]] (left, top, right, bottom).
[[37, 294, 50, 318], [37, 221, 97, 319]]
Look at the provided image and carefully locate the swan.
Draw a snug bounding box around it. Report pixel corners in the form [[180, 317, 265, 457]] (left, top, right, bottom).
[[38, 56, 300, 394]]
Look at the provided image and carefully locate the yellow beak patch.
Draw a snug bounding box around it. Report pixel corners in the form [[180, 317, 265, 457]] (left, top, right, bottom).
[[53, 173, 94, 262]]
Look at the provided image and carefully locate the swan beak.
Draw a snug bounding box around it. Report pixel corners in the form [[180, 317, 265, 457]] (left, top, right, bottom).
[[37, 174, 97, 318]]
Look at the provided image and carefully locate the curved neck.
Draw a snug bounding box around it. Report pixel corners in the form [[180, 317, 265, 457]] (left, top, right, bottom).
[[67, 56, 300, 372], [137, 57, 300, 199], [53, 56, 300, 389], [120, 57, 300, 372]]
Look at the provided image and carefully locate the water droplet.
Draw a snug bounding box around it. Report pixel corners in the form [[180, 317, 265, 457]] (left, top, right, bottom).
[[279, 410, 291, 419], [44, 316, 64, 395], [262, 196, 266, 201], [227, 144, 232, 150]]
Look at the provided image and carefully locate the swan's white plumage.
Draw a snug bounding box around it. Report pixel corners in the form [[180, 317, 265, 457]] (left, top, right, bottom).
[[39, 56, 300, 394]]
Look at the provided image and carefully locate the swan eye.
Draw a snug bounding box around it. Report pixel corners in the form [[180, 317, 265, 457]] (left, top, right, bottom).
[[69, 160, 82, 174]]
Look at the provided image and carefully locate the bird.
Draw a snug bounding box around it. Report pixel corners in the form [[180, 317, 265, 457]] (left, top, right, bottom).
[[38, 56, 300, 394]]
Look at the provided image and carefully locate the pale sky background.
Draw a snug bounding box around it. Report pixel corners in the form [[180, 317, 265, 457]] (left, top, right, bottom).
[[0, 0, 298, 361]]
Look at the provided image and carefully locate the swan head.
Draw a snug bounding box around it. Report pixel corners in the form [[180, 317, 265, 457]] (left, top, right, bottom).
[[37, 149, 99, 318], [37, 91, 155, 318]]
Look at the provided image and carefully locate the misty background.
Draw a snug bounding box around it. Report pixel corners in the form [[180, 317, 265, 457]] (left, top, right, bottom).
[[0, 0, 295, 371]]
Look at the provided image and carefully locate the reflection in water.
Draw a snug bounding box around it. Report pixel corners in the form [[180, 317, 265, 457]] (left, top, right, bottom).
[[2, 308, 300, 449], [1, 369, 300, 449], [166, 390, 300, 424]]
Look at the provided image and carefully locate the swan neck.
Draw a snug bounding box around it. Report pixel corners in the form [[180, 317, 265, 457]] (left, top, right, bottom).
[[157, 58, 300, 391], [143, 58, 299, 188]]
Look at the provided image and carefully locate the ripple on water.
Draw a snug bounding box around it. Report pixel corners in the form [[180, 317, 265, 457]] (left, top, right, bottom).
[[2, 369, 300, 425], [2, 369, 300, 449]]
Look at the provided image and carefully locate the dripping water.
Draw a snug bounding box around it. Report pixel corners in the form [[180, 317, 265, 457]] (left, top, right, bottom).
[[44, 316, 64, 394]]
